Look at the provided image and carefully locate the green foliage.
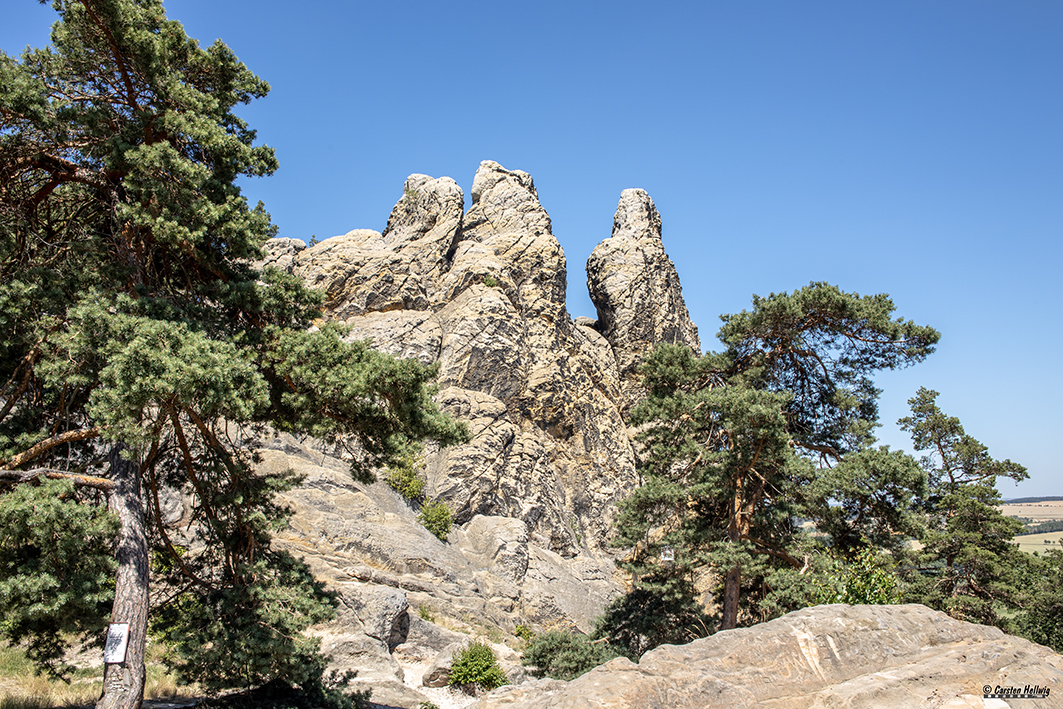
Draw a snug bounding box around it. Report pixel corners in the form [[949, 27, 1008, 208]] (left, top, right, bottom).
[[448, 642, 508, 692], [417, 605, 435, 622], [151, 548, 336, 691], [1017, 520, 1063, 535], [898, 389, 1030, 630], [520, 629, 619, 681], [809, 447, 927, 554], [0, 0, 468, 694], [513, 624, 534, 641], [482, 275, 499, 288], [418, 702, 441, 709], [615, 283, 938, 630], [594, 573, 713, 658], [386, 452, 426, 500], [418, 499, 453, 542], [194, 676, 370, 709], [1016, 550, 1063, 653], [0, 480, 118, 679], [812, 547, 900, 605]]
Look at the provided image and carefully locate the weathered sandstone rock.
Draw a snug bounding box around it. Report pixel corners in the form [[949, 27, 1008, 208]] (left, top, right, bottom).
[[256, 162, 709, 704], [587, 188, 701, 410], [471, 604, 1063, 709], [420, 641, 464, 687], [268, 161, 682, 558]]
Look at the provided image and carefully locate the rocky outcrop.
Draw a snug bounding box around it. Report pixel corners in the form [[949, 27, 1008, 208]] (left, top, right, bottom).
[[472, 604, 1063, 709], [258, 432, 618, 636], [265, 161, 699, 558], [258, 161, 705, 704], [587, 188, 700, 410]]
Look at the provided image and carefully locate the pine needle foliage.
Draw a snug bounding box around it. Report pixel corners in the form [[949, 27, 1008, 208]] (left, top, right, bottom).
[[0, 0, 468, 698], [0, 479, 118, 679], [520, 629, 620, 681], [609, 283, 939, 637], [898, 388, 1030, 630]]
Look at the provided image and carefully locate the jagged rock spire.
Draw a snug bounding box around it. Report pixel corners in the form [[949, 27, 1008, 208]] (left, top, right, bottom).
[[587, 188, 701, 410]]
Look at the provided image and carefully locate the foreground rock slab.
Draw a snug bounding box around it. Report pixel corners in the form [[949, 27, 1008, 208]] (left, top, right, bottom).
[[471, 604, 1063, 709]]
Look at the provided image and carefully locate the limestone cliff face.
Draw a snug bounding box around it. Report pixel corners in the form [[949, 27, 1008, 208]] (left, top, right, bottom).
[[266, 161, 695, 558], [587, 188, 701, 411]]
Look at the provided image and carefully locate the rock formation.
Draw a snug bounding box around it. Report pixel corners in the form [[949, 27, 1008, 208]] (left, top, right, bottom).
[[253, 161, 702, 703], [250, 164, 1063, 709], [587, 188, 701, 410], [264, 161, 699, 559], [472, 604, 1063, 709]]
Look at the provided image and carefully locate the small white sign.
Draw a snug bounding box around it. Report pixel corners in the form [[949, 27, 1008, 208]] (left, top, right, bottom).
[[103, 623, 129, 664]]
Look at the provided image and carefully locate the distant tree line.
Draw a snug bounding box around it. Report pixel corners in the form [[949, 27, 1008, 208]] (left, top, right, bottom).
[[1016, 520, 1063, 536]]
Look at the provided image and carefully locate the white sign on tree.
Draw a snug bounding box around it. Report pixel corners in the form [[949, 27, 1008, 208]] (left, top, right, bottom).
[[103, 623, 130, 664]]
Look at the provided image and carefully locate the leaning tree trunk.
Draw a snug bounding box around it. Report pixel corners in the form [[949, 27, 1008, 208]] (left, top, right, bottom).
[[97, 446, 149, 709]]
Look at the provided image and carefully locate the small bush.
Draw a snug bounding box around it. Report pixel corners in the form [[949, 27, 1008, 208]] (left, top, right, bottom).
[[521, 630, 619, 681], [448, 641, 507, 692], [418, 500, 453, 542], [193, 676, 370, 709], [813, 547, 900, 605], [482, 275, 499, 288], [514, 624, 535, 641], [385, 453, 425, 501], [417, 605, 435, 622]]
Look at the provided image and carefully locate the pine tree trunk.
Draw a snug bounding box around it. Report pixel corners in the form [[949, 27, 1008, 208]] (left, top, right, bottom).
[[721, 479, 746, 630], [96, 446, 148, 709], [721, 565, 741, 630]]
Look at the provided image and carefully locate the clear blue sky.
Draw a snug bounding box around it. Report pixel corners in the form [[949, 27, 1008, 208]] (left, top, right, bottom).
[[5, 1, 1061, 497]]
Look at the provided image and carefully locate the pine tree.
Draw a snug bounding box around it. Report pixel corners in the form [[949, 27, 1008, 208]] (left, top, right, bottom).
[[898, 388, 1029, 629], [609, 283, 938, 641], [0, 2, 466, 707]]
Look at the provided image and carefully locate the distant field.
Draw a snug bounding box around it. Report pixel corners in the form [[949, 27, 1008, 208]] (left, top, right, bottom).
[[1015, 531, 1063, 555], [999, 501, 1063, 522]]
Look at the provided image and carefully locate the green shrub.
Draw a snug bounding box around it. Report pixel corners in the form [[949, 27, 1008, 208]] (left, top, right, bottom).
[[385, 453, 425, 501], [418, 500, 453, 542], [482, 275, 499, 288], [194, 676, 370, 709], [514, 624, 535, 641], [813, 547, 900, 605], [521, 629, 619, 681], [594, 574, 713, 659], [448, 641, 507, 692]]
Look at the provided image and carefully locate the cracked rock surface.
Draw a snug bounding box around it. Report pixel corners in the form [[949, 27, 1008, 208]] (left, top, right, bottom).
[[471, 604, 1063, 709], [263, 161, 698, 558], [258, 161, 706, 706]]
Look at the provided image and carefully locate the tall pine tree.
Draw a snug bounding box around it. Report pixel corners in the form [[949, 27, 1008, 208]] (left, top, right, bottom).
[[609, 283, 938, 641], [0, 2, 466, 707], [898, 388, 1029, 629]]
